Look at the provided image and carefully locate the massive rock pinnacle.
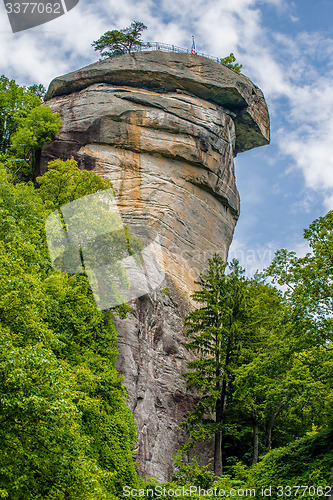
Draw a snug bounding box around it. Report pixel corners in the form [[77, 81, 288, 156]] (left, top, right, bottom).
[[39, 51, 269, 480]]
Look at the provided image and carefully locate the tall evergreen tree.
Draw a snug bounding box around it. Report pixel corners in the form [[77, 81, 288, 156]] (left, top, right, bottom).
[[183, 256, 257, 475]]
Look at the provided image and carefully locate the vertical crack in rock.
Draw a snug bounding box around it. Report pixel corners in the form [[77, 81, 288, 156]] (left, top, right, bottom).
[[39, 51, 270, 481]]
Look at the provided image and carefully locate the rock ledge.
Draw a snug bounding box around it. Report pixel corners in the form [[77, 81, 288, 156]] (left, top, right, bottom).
[[45, 51, 269, 153]]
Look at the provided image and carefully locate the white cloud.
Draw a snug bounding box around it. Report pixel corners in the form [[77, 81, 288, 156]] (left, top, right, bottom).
[[229, 18, 333, 210], [0, 0, 281, 83], [228, 237, 277, 275], [275, 65, 333, 209], [229, 230, 311, 276]]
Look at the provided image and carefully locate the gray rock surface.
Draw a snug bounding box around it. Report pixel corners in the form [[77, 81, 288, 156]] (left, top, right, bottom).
[[45, 51, 269, 154], [39, 51, 270, 481]]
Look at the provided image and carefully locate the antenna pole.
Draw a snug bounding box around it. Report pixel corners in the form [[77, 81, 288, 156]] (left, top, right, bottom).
[[191, 36, 196, 54]]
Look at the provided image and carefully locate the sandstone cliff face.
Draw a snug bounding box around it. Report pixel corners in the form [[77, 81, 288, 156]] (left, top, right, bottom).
[[39, 51, 269, 481]]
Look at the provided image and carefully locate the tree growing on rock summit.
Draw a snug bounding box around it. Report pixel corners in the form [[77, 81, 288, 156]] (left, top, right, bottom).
[[220, 53, 242, 73], [92, 21, 147, 59]]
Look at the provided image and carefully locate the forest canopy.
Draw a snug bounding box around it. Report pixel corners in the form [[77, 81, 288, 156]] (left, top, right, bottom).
[[0, 159, 138, 499]]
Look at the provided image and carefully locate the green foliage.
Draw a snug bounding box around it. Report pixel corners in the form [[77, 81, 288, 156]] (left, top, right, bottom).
[[267, 210, 333, 348], [36, 158, 114, 209], [171, 452, 215, 488], [0, 75, 41, 155], [0, 164, 138, 497], [92, 21, 147, 59], [0, 76, 61, 181], [28, 83, 46, 100], [182, 255, 284, 474], [181, 247, 333, 477], [220, 53, 242, 73], [126, 474, 248, 500], [38, 158, 144, 310], [264, 211, 333, 441], [222, 211, 333, 468], [231, 340, 332, 458], [0, 332, 106, 499], [238, 429, 333, 498], [10, 106, 61, 180]]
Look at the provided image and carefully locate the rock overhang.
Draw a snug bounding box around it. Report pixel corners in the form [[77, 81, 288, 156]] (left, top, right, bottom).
[[45, 51, 270, 154]]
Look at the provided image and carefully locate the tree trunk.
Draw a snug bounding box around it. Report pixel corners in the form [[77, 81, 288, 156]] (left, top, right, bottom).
[[213, 337, 231, 477], [252, 422, 259, 465], [214, 395, 223, 476], [214, 373, 228, 476], [214, 430, 222, 476], [265, 402, 284, 450], [266, 424, 272, 451]]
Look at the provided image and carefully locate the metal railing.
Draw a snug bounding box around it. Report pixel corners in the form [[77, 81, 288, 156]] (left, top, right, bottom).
[[116, 42, 221, 64]]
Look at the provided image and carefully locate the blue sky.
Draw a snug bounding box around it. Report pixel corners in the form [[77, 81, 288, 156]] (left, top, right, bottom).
[[1, 0, 333, 274]]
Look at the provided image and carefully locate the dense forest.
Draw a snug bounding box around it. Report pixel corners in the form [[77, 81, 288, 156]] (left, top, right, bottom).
[[0, 76, 332, 499]]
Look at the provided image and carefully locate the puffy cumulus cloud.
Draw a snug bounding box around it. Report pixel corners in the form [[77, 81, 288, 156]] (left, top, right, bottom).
[[0, 2, 101, 84], [230, 20, 333, 211], [0, 0, 160, 84], [0, 0, 281, 84], [280, 125, 333, 211], [273, 41, 333, 210]]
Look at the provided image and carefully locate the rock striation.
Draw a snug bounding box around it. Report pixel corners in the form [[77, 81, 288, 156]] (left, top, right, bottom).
[[39, 51, 269, 481]]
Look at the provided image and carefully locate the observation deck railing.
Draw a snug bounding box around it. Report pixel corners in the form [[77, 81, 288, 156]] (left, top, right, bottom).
[[123, 42, 222, 64]]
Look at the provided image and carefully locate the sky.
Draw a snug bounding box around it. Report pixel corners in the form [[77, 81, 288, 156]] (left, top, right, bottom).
[[1, 0, 333, 275]]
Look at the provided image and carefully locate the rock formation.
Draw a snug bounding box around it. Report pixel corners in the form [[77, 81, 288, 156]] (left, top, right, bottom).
[[39, 51, 269, 481]]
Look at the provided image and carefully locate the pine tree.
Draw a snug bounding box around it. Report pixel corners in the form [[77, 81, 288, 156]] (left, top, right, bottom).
[[92, 22, 147, 59], [182, 255, 255, 475]]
